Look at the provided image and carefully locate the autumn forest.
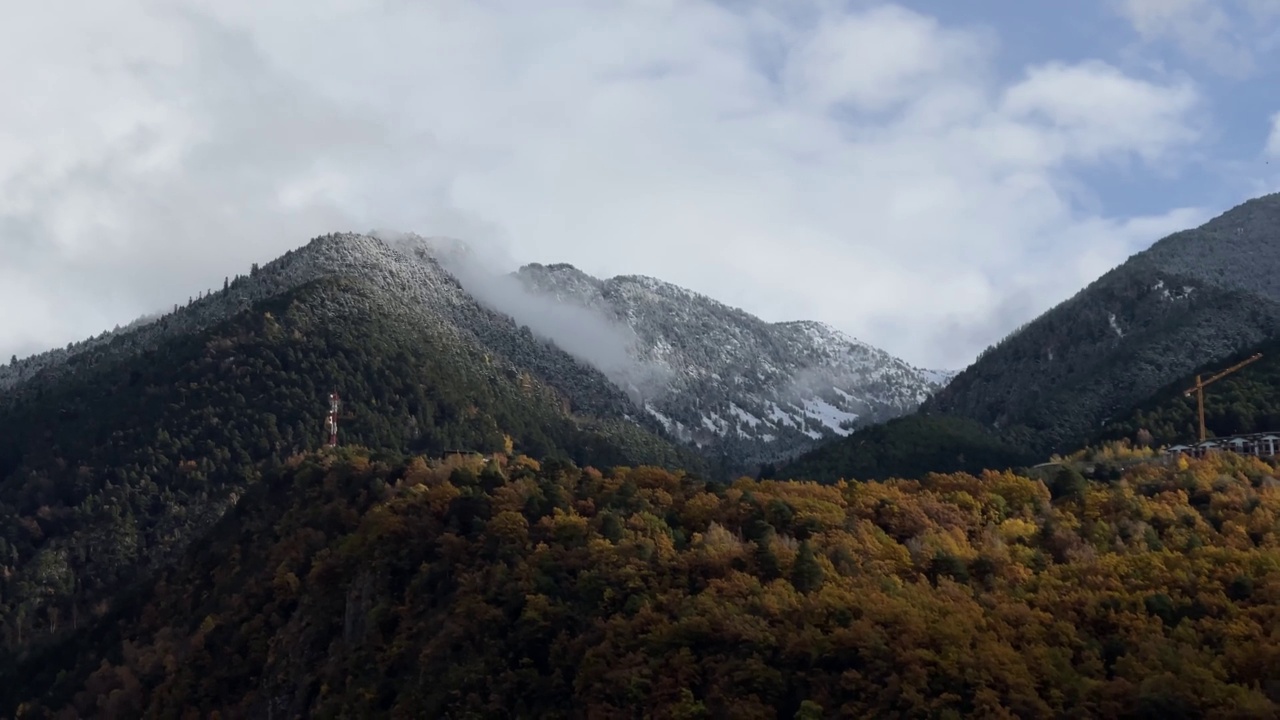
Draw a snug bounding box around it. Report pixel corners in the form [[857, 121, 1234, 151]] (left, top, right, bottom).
[[6, 442, 1279, 718]]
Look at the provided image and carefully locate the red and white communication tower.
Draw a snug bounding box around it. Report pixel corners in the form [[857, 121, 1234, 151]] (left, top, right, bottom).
[[326, 391, 342, 447]]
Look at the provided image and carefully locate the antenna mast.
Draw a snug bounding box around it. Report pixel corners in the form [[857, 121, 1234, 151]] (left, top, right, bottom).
[[327, 391, 341, 447]]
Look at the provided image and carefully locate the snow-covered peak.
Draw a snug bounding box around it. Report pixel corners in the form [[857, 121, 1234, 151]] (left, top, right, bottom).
[[512, 262, 952, 465]]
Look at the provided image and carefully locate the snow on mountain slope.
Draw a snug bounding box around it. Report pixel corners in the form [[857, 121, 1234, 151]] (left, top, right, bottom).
[[513, 262, 950, 463]]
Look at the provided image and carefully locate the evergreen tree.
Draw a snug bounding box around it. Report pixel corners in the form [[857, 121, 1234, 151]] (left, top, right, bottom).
[[791, 540, 824, 594], [1050, 466, 1087, 502]]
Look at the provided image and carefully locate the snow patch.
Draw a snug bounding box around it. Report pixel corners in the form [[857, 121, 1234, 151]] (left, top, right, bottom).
[[917, 368, 957, 386], [801, 397, 860, 436], [729, 403, 762, 427], [1108, 313, 1125, 338]]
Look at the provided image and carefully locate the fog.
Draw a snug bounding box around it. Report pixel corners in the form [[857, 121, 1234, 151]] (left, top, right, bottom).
[[373, 231, 674, 404]]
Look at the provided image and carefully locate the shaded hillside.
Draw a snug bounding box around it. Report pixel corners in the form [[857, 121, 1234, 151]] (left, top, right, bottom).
[[0, 277, 696, 661], [778, 414, 1040, 483], [925, 192, 1280, 455], [8, 449, 1280, 718], [1098, 334, 1280, 446]]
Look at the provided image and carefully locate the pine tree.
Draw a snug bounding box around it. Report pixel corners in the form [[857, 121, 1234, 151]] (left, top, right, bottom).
[[1050, 466, 1087, 502], [790, 540, 824, 594]]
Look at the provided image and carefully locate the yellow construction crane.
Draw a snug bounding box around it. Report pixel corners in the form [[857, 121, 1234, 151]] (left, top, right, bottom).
[[1183, 353, 1263, 443]]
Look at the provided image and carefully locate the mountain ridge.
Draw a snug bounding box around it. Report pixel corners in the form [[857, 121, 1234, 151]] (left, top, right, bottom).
[[512, 260, 950, 467], [934, 194, 1280, 443], [786, 191, 1280, 482], [4, 235, 949, 469]]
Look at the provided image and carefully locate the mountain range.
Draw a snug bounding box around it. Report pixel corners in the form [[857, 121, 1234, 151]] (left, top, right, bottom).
[[2, 232, 951, 469]]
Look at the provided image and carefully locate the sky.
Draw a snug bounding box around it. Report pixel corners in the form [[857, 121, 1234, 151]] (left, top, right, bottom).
[[1, 0, 1278, 371]]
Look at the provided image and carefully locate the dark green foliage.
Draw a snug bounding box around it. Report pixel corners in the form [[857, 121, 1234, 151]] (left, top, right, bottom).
[[790, 540, 824, 594], [1227, 575, 1254, 601], [1098, 337, 1280, 446], [782, 414, 1039, 482], [1049, 466, 1088, 502], [926, 551, 969, 587]]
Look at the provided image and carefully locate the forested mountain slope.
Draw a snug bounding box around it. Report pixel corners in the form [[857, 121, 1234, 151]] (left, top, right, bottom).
[[782, 193, 1280, 483], [515, 262, 951, 466], [784, 331, 1280, 484], [1098, 334, 1280, 446], [7, 448, 1279, 718], [924, 192, 1280, 455], [0, 255, 697, 662], [778, 414, 1040, 483]]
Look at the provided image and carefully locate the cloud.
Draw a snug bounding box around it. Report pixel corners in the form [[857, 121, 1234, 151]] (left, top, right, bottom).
[[0, 1, 1214, 370], [1267, 112, 1280, 158], [1113, 0, 1280, 76], [371, 231, 673, 400], [999, 61, 1200, 165]]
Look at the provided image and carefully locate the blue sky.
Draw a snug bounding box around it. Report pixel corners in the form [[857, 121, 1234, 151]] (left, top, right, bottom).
[[925, 0, 1280, 216], [0, 0, 1278, 370]]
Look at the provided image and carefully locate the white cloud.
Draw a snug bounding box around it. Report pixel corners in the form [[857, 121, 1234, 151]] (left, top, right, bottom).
[[999, 61, 1200, 164], [1266, 112, 1280, 158], [1114, 0, 1280, 75], [0, 1, 1210, 370]]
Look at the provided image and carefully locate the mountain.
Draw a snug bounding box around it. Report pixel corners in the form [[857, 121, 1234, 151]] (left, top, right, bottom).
[[3, 233, 670, 428], [926, 193, 1280, 453], [0, 227, 951, 660], [3, 231, 951, 478], [513, 262, 951, 467], [0, 232, 702, 662], [7, 448, 1280, 717], [785, 192, 1280, 482]]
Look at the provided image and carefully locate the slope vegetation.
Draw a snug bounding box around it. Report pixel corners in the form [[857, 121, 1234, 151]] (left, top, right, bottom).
[[7, 449, 1280, 718]]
